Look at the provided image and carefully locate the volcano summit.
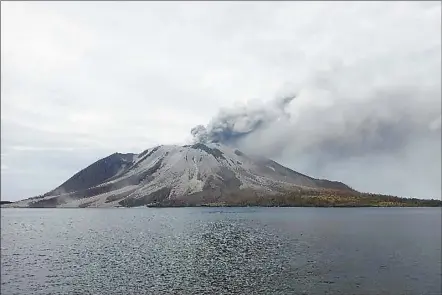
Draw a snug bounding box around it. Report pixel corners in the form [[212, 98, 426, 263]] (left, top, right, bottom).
[[7, 143, 358, 208]]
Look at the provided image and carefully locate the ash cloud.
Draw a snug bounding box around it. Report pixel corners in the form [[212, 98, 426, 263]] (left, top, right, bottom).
[[191, 78, 441, 199], [191, 95, 296, 144]]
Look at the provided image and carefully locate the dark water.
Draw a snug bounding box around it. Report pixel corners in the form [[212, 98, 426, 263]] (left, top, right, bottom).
[[1, 208, 441, 295]]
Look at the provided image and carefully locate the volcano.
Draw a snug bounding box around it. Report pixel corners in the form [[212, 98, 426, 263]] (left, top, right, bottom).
[[9, 143, 353, 208]]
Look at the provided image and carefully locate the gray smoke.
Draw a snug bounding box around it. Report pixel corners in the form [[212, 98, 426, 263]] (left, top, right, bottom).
[[191, 77, 441, 199], [188, 1, 441, 199], [191, 94, 296, 144]]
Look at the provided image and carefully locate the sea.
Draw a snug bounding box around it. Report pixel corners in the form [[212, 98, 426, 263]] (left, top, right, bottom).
[[1, 207, 441, 295]]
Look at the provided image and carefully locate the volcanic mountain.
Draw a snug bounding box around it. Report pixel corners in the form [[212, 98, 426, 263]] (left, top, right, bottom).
[[9, 143, 353, 208]]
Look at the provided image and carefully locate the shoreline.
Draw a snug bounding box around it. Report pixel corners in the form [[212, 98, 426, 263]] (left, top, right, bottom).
[[4, 192, 441, 209], [2, 204, 441, 209]]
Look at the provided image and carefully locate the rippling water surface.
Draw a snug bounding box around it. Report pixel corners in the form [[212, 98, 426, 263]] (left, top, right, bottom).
[[1, 207, 441, 295]]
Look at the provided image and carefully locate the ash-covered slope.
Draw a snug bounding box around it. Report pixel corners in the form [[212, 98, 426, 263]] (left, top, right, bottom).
[[10, 143, 352, 208], [47, 153, 136, 196]]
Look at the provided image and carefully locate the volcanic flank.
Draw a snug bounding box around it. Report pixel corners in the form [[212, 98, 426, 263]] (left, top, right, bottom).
[[7, 142, 441, 208], [8, 143, 358, 208]]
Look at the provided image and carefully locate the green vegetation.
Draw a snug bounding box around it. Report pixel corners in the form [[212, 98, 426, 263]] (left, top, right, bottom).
[[245, 189, 442, 207], [146, 189, 442, 208]]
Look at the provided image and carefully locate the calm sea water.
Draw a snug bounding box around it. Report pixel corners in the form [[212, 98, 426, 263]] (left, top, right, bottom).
[[1, 207, 441, 295]]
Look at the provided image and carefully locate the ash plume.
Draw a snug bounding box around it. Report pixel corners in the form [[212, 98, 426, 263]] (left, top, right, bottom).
[[191, 94, 296, 144], [190, 78, 441, 199]]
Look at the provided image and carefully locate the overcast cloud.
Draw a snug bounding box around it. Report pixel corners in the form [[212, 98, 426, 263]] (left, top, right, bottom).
[[1, 1, 440, 200]]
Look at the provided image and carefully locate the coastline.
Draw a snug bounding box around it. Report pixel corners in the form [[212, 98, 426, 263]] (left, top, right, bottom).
[[3, 191, 441, 209], [3, 204, 441, 209]]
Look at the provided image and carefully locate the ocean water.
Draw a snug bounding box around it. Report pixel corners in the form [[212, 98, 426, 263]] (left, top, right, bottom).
[[1, 207, 441, 295]]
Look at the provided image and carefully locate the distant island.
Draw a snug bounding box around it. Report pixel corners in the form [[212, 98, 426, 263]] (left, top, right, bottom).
[[0, 201, 13, 205]]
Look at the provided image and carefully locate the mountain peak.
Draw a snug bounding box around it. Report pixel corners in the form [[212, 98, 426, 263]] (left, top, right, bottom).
[[10, 143, 352, 208]]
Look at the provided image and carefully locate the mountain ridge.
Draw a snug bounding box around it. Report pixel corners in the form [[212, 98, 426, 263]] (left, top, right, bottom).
[[8, 143, 355, 208]]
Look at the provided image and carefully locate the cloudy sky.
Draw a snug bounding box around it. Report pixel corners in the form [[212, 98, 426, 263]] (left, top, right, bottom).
[[1, 1, 441, 201]]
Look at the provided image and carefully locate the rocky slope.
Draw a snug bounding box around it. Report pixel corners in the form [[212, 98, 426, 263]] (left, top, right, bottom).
[[7, 143, 353, 208]]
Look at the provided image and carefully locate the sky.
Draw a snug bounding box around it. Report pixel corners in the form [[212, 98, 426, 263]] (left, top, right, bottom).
[[1, 1, 441, 201]]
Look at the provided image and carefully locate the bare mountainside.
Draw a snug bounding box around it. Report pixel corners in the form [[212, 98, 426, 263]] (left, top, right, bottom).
[[7, 143, 356, 208]]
